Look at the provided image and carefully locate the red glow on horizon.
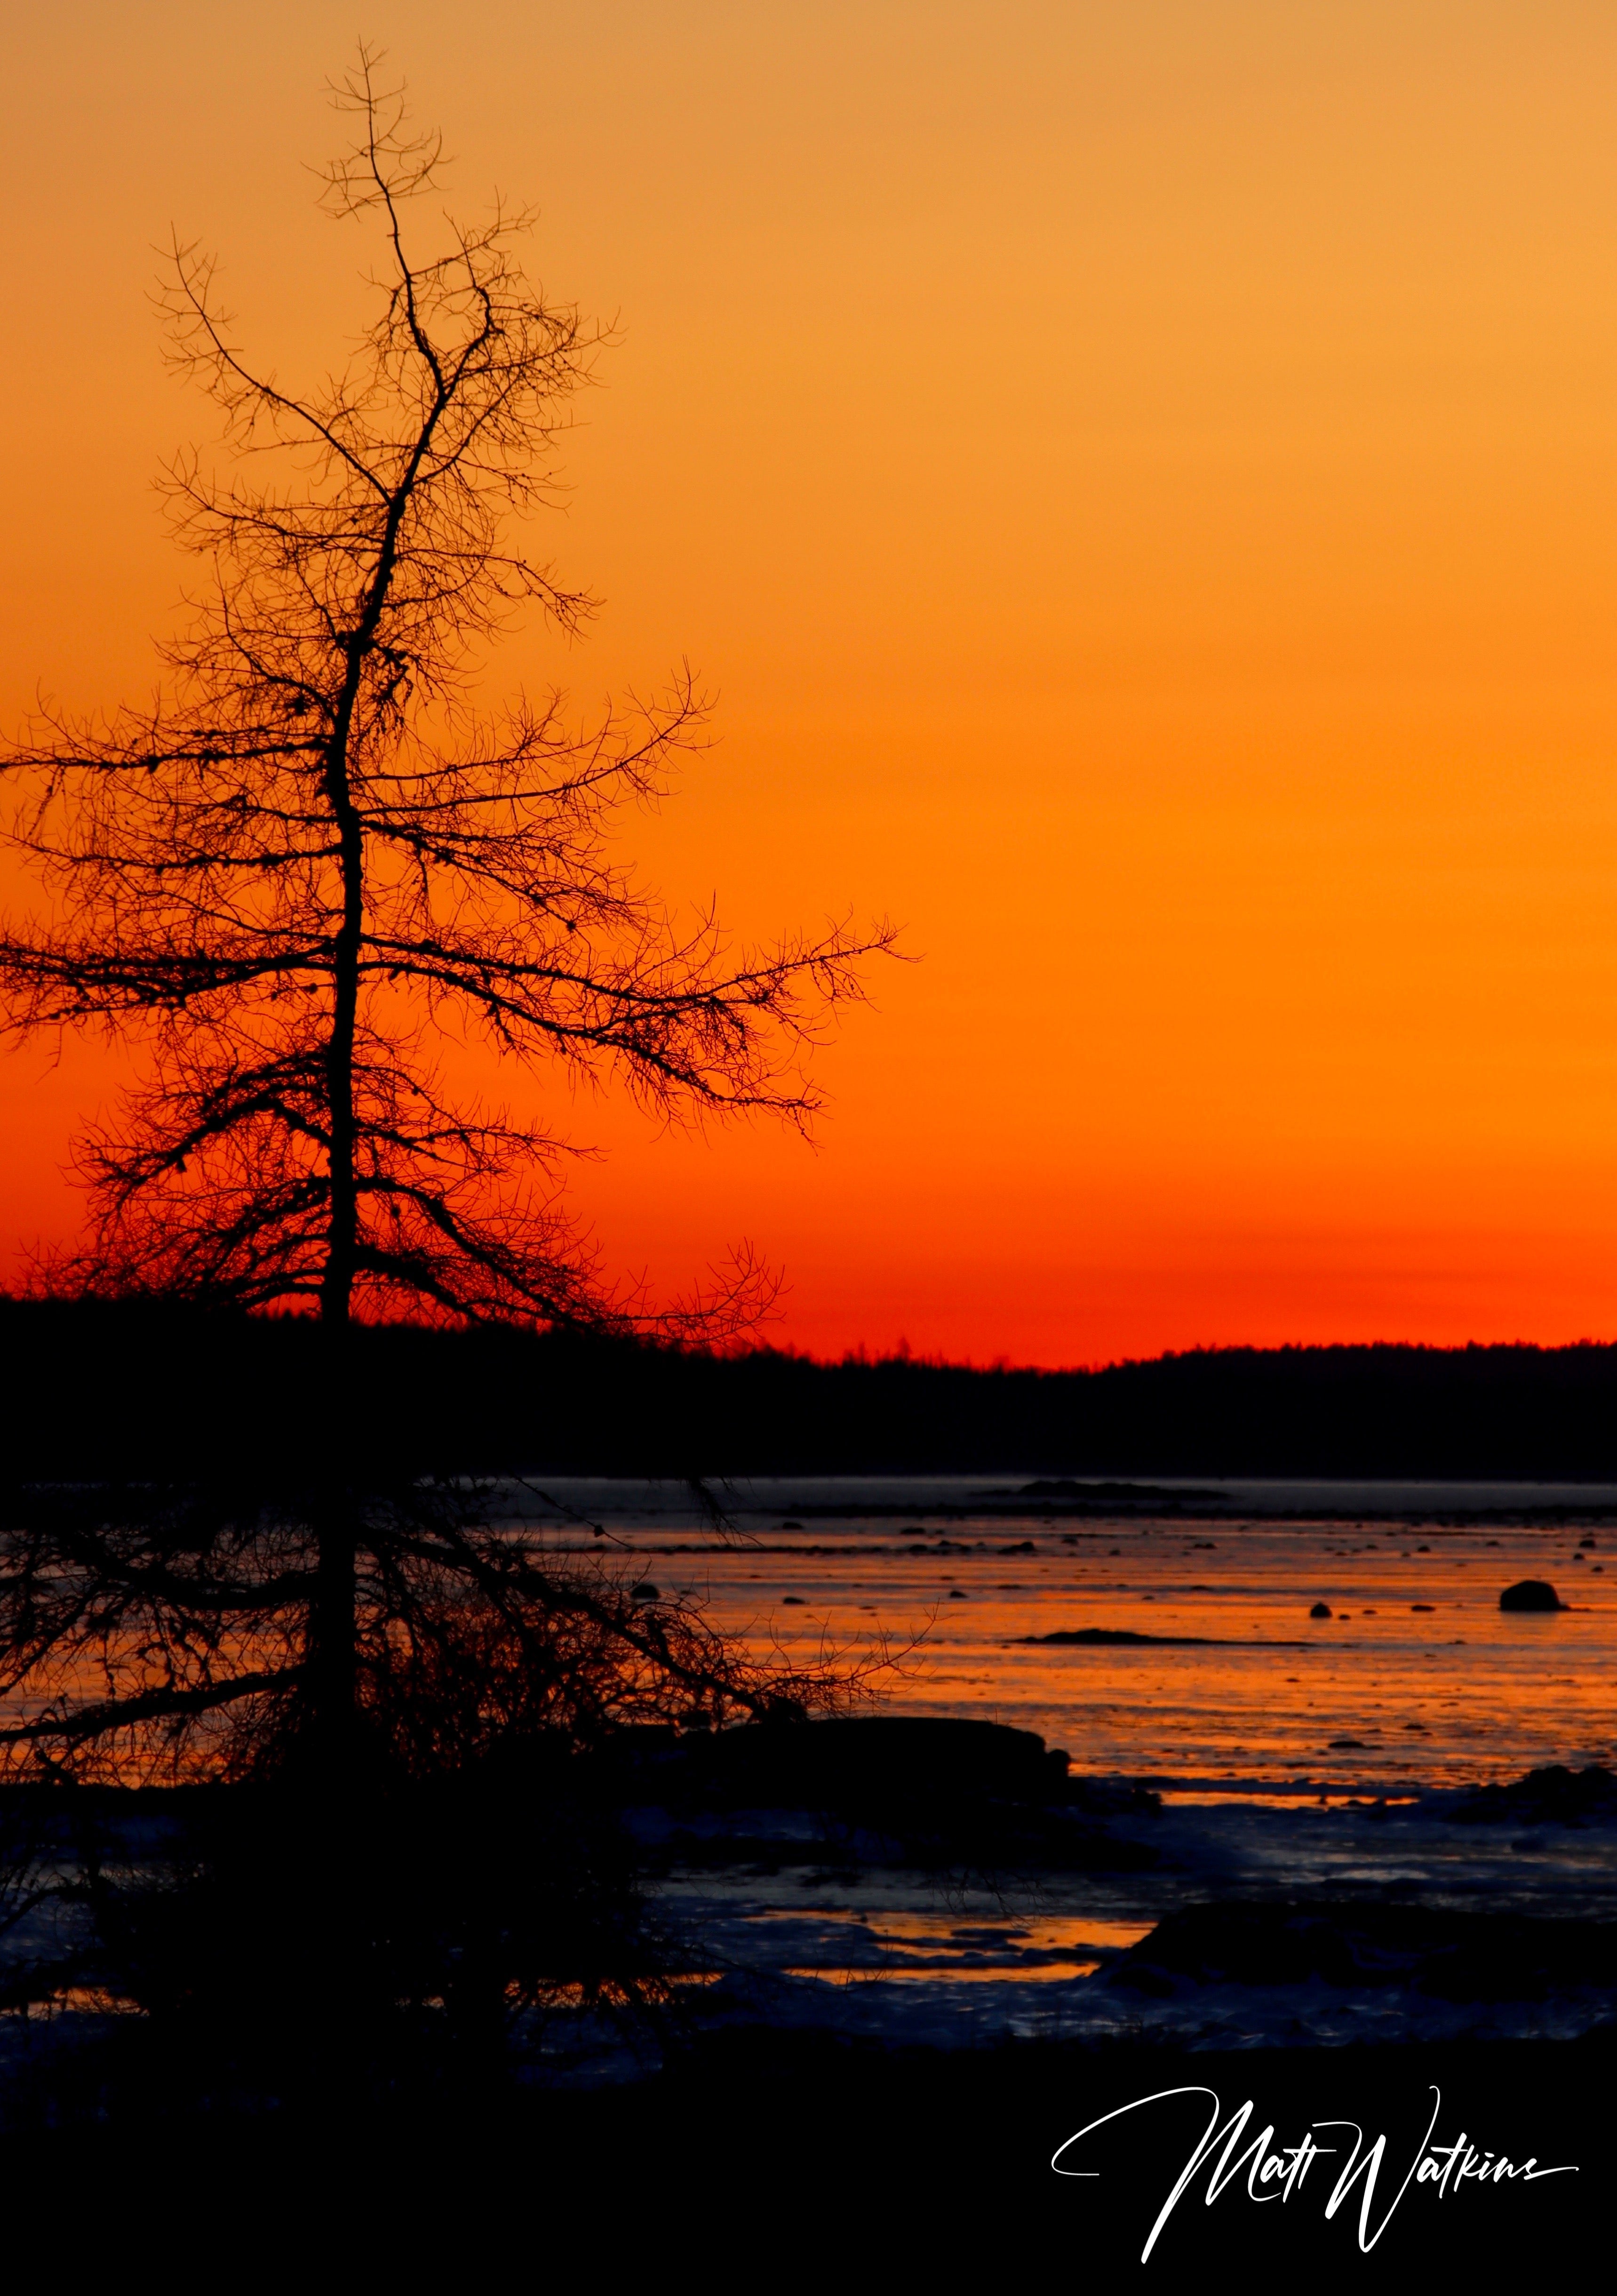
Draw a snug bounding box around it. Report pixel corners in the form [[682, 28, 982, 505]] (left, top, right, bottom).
[[6, 10, 1617, 1366]]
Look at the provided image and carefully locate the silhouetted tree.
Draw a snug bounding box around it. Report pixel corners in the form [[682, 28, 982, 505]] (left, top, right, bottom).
[[0, 51, 892, 1787]]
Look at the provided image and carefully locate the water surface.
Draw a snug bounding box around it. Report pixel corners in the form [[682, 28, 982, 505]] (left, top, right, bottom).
[[520, 1476, 1617, 1793]]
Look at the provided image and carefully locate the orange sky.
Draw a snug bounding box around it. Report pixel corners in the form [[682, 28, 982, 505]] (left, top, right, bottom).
[[5, 1, 1617, 1365]]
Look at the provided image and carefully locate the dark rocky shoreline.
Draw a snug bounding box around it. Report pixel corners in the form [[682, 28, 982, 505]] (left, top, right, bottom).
[[5, 1720, 1616, 2188]]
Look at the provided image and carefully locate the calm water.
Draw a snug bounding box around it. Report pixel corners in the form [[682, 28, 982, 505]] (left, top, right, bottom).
[[7, 1474, 1612, 2065], [495, 1477, 1617, 2056], [521, 1476, 1617, 1792]]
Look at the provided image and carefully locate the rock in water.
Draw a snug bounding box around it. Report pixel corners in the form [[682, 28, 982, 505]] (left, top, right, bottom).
[[1310, 1601, 1332, 1618], [1448, 1763, 1617, 1826], [1499, 1579, 1564, 1612]]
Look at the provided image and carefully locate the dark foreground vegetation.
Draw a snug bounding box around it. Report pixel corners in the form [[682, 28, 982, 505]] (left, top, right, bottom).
[[8, 2004, 1609, 2276], [5, 1725, 1614, 2166], [3, 1725, 1611, 2281], [8, 1295, 1617, 1479]]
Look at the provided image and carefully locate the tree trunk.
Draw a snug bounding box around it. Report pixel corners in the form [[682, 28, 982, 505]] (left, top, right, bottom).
[[309, 1466, 358, 1777], [313, 698, 367, 1776], [321, 737, 365, 1331]]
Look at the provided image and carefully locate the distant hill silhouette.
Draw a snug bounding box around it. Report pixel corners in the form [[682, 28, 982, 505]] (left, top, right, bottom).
[[4, 1296, 1615, 1478]]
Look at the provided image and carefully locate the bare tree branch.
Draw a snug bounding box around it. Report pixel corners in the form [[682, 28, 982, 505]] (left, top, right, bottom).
[[0, 50, 899, 1780]]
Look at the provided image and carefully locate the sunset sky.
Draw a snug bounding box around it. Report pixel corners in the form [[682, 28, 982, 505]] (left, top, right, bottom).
[[5, 1, 1617, 1364]]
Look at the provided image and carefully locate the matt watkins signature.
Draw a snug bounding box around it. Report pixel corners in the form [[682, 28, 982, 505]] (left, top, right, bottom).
[[1051, 2085, 1577, 2260]]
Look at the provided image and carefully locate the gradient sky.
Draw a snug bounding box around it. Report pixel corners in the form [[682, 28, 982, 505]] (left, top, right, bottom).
[[5, 1, 1617, 1364]]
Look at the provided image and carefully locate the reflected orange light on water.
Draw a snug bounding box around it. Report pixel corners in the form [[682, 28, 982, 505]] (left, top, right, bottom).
[[628, 1514, 1617, 1789]]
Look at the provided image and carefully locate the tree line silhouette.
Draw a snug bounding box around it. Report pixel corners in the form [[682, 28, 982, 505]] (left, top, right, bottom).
[[3, 1297, 1616, 1480]]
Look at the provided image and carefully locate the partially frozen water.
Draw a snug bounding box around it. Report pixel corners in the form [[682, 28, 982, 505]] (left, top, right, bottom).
[[519, 1477, 1617, 2055], [518, 1476, 1617, 1792], [6, 1477, 1612, 2074]]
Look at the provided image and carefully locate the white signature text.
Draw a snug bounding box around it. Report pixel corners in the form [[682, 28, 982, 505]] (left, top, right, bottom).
[[1051, 2085, 1577, 2261]]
